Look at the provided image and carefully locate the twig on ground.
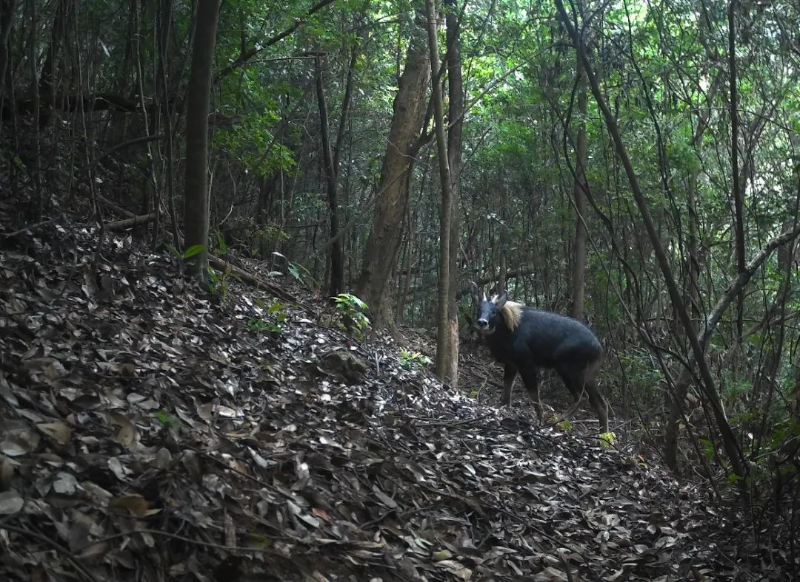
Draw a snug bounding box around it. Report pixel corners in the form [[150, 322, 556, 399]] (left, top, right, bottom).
[[0, 523, 101, 582]]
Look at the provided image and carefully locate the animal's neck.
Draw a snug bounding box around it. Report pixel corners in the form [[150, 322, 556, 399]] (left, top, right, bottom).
[[487, 320, 512, 342], [499, 301, 523, 332]]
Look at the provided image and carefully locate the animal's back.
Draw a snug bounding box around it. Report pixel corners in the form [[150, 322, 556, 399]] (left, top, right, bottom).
[[513, 307, 602, 367]]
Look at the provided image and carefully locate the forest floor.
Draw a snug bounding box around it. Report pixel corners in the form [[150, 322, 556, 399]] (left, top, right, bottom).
[[0, 211, 790, 581]]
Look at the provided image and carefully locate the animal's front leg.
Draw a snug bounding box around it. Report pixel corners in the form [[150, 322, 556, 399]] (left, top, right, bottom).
[[502, 363, 518, 406], [518, 364, 542, 421]]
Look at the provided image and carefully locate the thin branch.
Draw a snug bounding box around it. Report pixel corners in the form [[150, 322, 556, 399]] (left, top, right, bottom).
[[213, 0, 338, 82], [0, 523, 100, 582]]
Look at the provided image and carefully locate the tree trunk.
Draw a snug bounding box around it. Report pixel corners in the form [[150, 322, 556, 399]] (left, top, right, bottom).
[[0, 0, 15, 105], [37, 0, 75, 132], [686, 167, 701, 321], [396, 211, 413, 323], [444, 0, 463, 388], [794, 344, 800, 416], [355, 19, 430, 328], [425, 0, 453, 382], [570, 54, 588, 321], [314, 54, 344, 297], [497, 180, 508, 295], [729, 0, 745, 342], [183, 0, 220, 280]]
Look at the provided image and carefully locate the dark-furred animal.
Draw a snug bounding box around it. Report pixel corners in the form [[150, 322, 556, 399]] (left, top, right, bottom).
[[470, 281, 609, 432]]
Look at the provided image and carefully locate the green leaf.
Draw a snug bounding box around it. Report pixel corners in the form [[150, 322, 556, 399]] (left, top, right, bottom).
[[598, 431, 616, 448], [215, 230, 228, 254], [183, 244, 205, 259]]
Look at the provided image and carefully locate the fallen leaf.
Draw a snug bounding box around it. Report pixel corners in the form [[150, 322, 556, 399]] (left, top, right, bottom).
[[37, 421, 72, 445], [0, 490, 24, 515], [109, 494, 160, 517]]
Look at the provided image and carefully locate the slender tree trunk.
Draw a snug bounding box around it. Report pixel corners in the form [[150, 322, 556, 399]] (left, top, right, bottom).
[[28, 0, 41, 217], [314, 54, 344, 297], [333, 37, 359, 172], [794, 345, 800, 415], [555, 0, 747, 482], [183, 0, 220, 280], [498, 180, 508, 294], [356, 19, 430, 329], [425, 0, 453, 382], [444, 0, 463, 388], [729, 0, 745, 341], [686, 168, 701, 321], [570, 54, 588, 321], [0, 0, 15, 106], [396, 211, 413, 322], [156, 0, 178, 251]]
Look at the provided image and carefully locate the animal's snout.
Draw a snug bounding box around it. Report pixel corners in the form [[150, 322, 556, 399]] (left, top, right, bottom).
[[476, 318, 489, 329]]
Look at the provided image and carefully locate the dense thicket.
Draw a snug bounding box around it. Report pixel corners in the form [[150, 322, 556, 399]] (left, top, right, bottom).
[[2, 0, 799, 556]]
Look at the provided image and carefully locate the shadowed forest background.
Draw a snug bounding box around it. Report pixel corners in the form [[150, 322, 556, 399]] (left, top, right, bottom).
[[1, 0, 800, 578]]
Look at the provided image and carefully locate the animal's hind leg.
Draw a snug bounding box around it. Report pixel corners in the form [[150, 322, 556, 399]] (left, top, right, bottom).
[[517, 363, 542, 422], [582, 364, 609, 433], [559, 362, 609, 433], [584, 382, 609, 433], [554, 364, 591, 426], [555, 366, 582, 403], [501, 363, 517, 406]]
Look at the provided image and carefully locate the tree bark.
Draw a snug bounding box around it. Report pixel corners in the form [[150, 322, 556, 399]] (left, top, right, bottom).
[[729, 0, 746, 342], [37, 0, 72, 129], [555, 0, 747, 482], [444, 0, 463, 388], [570, 53, 588, 321], [794, 344, 800, 416], [0, 0, 15, 105], [183, 0, 220, 280], [425, 0, 453, 382], [497, 182, 508, 295], [314, 54, 344, 297], [356, 17, 430, 329]]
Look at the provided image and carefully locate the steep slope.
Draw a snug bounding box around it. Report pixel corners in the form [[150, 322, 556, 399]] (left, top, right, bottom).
[[0, 222, 777, 581]]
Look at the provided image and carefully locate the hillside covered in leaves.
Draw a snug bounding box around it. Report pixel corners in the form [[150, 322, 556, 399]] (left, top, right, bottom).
[[0, 218, 790, 582]]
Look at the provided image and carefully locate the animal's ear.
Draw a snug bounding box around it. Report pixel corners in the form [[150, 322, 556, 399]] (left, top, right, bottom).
[[494, 291, 508, 309], [469, 281, 483, 304]]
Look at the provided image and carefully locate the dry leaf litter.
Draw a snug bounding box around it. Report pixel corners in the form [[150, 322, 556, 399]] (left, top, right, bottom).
[[0, 219, 787, 581]]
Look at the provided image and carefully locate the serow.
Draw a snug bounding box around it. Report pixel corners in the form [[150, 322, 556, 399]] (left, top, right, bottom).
[[469, 281, 609, 433]]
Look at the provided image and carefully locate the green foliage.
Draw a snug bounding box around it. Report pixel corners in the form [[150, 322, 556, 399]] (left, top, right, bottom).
[[333, 293, 371, 339], [214, 230, 228, 257], [182, 245, 205, 260], [699, 438, 716, 463], [206, 266, 230, 299], [599, 431, 617, 448], [214, 113, 296, 177], [398, 348, 431, 370], [155, 412, 182, 435], [287, 262, 317, 289], [245, 317, 270, 332], [250, 297, 288, 336], [616, 351, 664, 408]]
